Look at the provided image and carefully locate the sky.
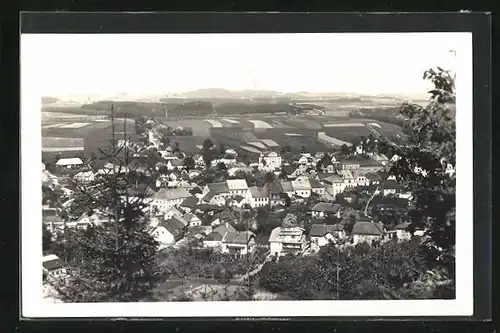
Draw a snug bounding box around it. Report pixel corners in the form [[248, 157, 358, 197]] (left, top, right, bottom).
[[22, 33, 467, 98]]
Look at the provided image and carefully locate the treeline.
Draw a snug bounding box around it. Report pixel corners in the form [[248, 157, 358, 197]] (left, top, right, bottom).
[[349, 107, 406, 127]]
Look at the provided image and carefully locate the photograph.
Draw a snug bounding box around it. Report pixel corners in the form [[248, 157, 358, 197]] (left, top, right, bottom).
[[21, 31, 473, 318]]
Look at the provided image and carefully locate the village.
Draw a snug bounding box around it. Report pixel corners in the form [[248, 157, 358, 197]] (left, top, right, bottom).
[[41, 116, 433, 301]]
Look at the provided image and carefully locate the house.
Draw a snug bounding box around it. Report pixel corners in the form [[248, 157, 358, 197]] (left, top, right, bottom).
[[55, 157, 83, 170], [323, 174, 345, 197], [202, 190, 226, 206], [309, 177, 325, 196], [258, 151, 282, 170], [72, 171, 95, 183], [291, 176, 312, 198], [226, 179, 249, 197], [188, 169, 202, 179], [380, 179, 402, 196], [269, 227, 308, 257], [352, 220, 385, 245], [267, 179, 285, 207], [183, 213, 202, 227], [179, 197, 199, 213], [152, 217, 186, 246], [72, 212, 112, 230], [365, 172, 382, 185], [280, 180, 295, 197], [203, 182, 231, 198], [311, 203, 342, 219], [297, 155, 309, 165], [368, 153, 389, 166], [386, 222, 412, 241], [309, 224, 346, 252], [221, 230, 256, 256], [42, 254, 66, 279], [339, 170, 356, 189], [247, 186, 269, 208], [150, 188, 193, 215], [203, 222, 237, 249]]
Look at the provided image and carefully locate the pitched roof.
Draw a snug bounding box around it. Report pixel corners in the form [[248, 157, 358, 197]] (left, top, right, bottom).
[[158, 218, 185, 241], [222, 230, 255, 245], [292, 177, 312, 190], [280, 181, 294, 192], [206, 182, 230, 194], [203, 190, 217, 202], [309, 224, 344, 237], [42, 254, 64, 271], [365, 172, 382, 182], [311, 202, 342, 213], [172, 214, 188, 227], [56, 157, 83, 166], [352, 221, 384, 236], [180, 196, 199, 208], [213, 223, 236, 236], [154, 188, 192, 201], [383, 179, 402, 191], [233, 195, 245, 203], [169, 159, 184, 167], [309, 177, 324, 189], [226, 179, 249, 190], [323, 174, 343, 184], [249, 186, 269, 198], [267, 179, 284, 194], [205, 231, 223, 241], [394, 222, 410, 230]]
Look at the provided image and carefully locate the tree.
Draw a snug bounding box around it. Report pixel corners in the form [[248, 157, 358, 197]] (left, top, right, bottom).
[[340, 144, 350, 155], [219, 143, 226, 155], [264, 171, 276, 184], [380, 67, 456, 253], [217, 162, 227, 171], [282, 213, 299, 228], [42, 224, 55, 254], [183, 156, 195, 171], [57, 108, 161, 302], [202, 138, 214, 167]]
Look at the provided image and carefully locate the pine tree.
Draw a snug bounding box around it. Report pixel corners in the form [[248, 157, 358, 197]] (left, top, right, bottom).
[[59, 107, 162, 302]]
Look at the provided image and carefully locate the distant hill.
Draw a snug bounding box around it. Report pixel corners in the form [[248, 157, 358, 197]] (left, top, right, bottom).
[[41, 97, 60, 105]]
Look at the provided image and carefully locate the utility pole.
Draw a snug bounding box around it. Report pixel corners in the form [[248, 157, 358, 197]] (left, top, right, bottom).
[[123, 114, 130, 215], [111, 104, 119, 251]]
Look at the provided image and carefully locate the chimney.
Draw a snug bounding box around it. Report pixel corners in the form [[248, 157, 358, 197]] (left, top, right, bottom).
[[225, 221, 229, 229]]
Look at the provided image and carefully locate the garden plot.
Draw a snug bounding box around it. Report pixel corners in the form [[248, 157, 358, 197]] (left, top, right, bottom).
[[317, 132, 352, 146], [247, 120, 273, 129], [221, 118, 240, 124], [59, 122, 91, 129], [323, 122, 366, 127], [205, 119, 223, 128]]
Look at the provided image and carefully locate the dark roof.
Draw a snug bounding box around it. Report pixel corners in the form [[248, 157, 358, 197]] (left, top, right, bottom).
[[206, 182, 230, 194], [42, 208, 57, 217], [309, 178, 324, 189], [255, 234, 270, 245], [282, 166, 297, 176], [310, 224, 344, 237], [394, 222, 410, 230], [267, 179, 284, 194], [249, 186, 269, 198], [280, 181, 294, 192], [233, 195, 245, 203], [43, 258, 64, 271], [312, 202, 341, 213], [213, 223, 236, 236], [205, 232, 223, 241], [317, 172, 335, 181], [159, 218, 185, 241], [203, 190, 217, 202], [169, 159, 184, 167], [365, 172, 382, 182], [222, 231, 255, 245], [181, 196, 199, 208], [383, 179, 402, 191], [352, 221, 384, 236]]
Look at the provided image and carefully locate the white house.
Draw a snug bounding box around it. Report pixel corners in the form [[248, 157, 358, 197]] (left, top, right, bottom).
[[323, 174, 345, 197], [291, 176, 312, 198], [203, 223, 236, 249], [183, 213, 202, 227], [150, 188, 193, 215], [309, 178, 326, 196], [280, 180, 295, 198], [386, 222, 412, 241], [203, 182, 231, 198], [258, 151, 282, 170], [309, 224, 346, 252], [311, 203, 342, 219], [352, 221, 385, 245], [166, 159, 185, 171], [221, 231, 256, 256], [269, 227, 308, 257], [42, 254, 66, 279], [226, 179, 249, 197], [247, 186, 269, 208], [55, 157, 83, 170], [297, 156, 309, 165], [72, 171, 95, 183], [152, 217, 186, 247], [202, 191, 226, 206]]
